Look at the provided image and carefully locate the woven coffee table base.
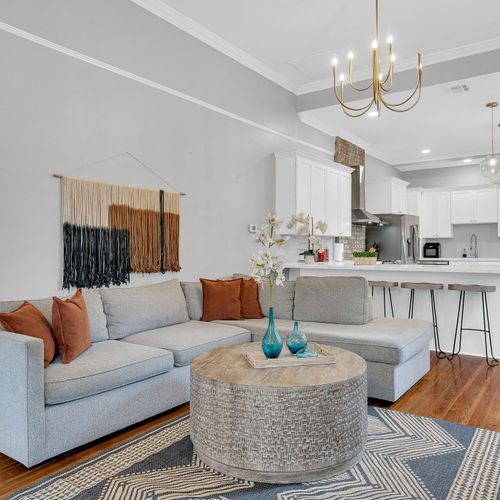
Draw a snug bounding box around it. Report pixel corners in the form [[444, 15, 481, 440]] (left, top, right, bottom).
[[190, 347, 367, 484]]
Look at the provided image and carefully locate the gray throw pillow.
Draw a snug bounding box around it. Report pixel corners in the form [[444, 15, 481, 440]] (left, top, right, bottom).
[[100, 279, 189, 339], [293, 276, 373, 325]]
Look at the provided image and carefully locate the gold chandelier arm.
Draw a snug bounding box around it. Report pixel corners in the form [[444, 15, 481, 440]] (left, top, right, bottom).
[[348, 61, 374, 92], [348, 78, 374, 92], [379, 57, 421, 108], [380, 80, 422, 112], [338, 98, 376, 117], [333, 69, 377, 112], [380, 60, 394, 91]]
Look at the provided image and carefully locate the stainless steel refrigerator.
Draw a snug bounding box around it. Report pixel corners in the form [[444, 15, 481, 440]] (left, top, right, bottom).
[[366, 214, 420, 263]]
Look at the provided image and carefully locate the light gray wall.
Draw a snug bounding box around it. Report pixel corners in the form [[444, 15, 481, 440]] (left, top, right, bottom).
[[0, 0, 395, 300], [0, 0, 336, 300], [401, 164, 488, 188], [365, 155, 402, 180], [434, 224, 499, 259]]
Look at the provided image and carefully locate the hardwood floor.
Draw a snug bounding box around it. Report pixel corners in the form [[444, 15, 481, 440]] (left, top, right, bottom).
[[1, 353, 498, 498]]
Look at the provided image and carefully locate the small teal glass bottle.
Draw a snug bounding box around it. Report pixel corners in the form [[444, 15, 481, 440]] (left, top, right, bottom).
[[286, 321, 308, 354], [262, 307, 283, 359]]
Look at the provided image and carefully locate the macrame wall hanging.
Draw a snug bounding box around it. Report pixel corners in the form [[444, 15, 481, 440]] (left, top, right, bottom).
[[59, 176, 181, 289]]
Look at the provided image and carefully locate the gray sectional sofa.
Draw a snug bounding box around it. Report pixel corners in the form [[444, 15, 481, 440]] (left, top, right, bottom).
[[0, 276, 432, 467]]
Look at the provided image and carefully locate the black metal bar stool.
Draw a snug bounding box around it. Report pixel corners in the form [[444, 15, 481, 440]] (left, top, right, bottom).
[[368, 281, 398, 318], [448, 284, 499, 367], [400, 282, 448, 359]]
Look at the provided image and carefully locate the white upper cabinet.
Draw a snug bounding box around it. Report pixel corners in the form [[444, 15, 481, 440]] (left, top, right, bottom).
[[450, 190, 474, 224], [451, 188, 497, 224], [274, 151, 353, 237], [406, 188, 422, 217], [366, 177, 410, 215], [475, 188, 498, 223], [421, 191, 453, 238]]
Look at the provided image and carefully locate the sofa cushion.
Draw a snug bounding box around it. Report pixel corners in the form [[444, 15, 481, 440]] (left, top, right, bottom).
[[181, 282, 203, 320], [0, 301, 57, 367], [293, 276, 373, 325], [0, 290, 108, 343], [100, 280, 190, 340], [44, 340, 173, 404], [200, 278, 244, 321], [121, 320, 251, 367], [52, 289, 92, 364], [214, 317, 432, 366]]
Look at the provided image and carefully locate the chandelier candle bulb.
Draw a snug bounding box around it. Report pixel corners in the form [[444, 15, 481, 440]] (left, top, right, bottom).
[[348, 51, 354, 60], [332, 57, 338, 66]]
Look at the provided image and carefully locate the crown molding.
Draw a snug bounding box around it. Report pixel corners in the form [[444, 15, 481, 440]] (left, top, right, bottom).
[[396, 156, 483, 172], [132, 1, 500, 99], [296, 36, 500, 95], [0, 20, 332, 157], [130, 0, 299, 94]]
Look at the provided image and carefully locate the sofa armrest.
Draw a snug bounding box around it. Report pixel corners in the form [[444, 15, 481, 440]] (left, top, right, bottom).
[[0, 329, 45, 467]]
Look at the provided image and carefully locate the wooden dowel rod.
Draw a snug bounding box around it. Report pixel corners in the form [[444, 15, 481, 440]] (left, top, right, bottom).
[[52, 173, 187, 196]]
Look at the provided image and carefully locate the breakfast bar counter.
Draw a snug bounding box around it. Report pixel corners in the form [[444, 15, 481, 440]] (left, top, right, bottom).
[[284, 261, 500, 359]]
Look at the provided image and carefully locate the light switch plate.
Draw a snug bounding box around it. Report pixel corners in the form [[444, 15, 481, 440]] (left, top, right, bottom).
[[248, 224, 257, 233]]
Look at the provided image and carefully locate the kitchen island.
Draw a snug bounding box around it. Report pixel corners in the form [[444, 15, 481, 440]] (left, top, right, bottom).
[[285, 261, 500, 359]]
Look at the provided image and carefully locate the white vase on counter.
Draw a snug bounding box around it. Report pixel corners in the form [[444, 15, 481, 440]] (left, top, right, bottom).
[[304, 254, 315, 264], [333, 243, 344, 262]]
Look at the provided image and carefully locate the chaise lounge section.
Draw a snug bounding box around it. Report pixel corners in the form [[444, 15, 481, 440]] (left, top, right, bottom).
[[210, 276, 432, 401]]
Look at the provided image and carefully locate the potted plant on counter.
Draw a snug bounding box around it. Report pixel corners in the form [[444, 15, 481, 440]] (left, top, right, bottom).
[[287, 213, 328, 264], [352, 248, 378, 266]]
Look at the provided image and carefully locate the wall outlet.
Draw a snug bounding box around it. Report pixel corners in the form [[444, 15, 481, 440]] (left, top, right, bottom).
[[248, 224, 257, 233]]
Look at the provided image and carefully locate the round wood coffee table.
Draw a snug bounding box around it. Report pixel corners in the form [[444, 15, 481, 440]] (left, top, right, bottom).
[[190, 342, 367, 484]]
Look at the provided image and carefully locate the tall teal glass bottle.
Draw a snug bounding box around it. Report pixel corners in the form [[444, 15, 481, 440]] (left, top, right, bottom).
[[262, 307, 283, 359]]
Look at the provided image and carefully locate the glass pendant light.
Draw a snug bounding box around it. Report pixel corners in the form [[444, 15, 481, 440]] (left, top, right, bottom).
[[480, 102, 500, 184]]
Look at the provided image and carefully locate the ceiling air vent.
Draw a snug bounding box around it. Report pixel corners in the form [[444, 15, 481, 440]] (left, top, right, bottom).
[[448, 84, 470, 94]]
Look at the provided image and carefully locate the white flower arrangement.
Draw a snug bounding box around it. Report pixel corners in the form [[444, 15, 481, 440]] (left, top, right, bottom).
[[287, 213, 328, 256], [250, 213, 289, 307]]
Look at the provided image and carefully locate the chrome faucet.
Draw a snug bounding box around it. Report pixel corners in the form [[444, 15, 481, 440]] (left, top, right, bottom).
[[470, 233, 478, 258]]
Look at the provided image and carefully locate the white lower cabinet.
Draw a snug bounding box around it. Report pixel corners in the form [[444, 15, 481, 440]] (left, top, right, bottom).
[[275, 151, 353, 237], [421, 191, 453, 238]]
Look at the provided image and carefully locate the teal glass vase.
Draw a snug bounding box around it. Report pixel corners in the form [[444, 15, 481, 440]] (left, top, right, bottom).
[[262, 307, 283, 359], [286, 321, 307, 354], [296, 344, 318, 358]]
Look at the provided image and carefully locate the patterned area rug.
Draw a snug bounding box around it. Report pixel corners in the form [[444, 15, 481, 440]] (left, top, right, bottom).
[[8, 408, 500, 500]]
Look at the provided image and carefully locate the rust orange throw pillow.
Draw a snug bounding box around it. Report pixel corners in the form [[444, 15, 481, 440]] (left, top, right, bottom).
[[240, 278, 263, 319], [200, 278, 244, 321], [52, 289, 91, 363], [0, 301, 57, 367]]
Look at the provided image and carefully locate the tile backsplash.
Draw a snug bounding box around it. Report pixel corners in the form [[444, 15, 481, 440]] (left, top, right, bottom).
[[337, 225, 366, 259]]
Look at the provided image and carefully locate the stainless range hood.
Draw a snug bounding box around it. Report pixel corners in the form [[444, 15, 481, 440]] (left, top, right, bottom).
[[351, 165, 387, 226]]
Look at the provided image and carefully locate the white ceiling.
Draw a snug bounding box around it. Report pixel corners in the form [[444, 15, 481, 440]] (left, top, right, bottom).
[[143, 0, 500, 94], [134, 0, 500, 169], [299, 72, 500, 168]]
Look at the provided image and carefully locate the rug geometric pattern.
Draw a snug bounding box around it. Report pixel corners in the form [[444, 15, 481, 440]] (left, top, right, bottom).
[[7, 408, 500, 500]]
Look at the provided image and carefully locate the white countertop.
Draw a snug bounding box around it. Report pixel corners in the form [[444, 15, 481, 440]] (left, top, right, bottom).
[[284, 261, 500, 274]]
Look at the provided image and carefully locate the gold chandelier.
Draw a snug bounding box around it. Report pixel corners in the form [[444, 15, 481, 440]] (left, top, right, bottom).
[[332, 0, 422, 117]]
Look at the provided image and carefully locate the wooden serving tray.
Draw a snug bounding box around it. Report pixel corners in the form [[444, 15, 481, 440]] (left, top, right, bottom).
[[243, 342, 336, 369]]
